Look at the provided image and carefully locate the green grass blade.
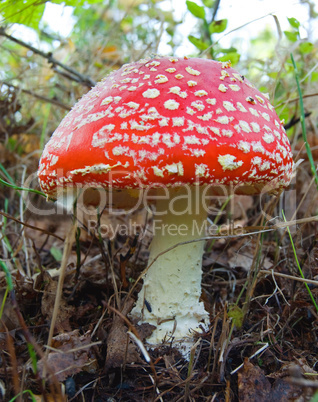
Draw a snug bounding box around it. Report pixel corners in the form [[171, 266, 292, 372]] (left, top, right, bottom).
[[0, 162, 15, 184], [9, 389, 37, 402], [0, 261, 13, 292], [207, 194, 233, 252], [0, 286, 9, 321], [27, 343, 38, 374], [282, 210, 318, 313], [290, 53, 318, 186], [40, 103, 51, 150], [0, 177, 46, 197]]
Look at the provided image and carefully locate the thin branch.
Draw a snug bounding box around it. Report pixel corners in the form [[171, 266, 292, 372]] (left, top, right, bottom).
[[276, 92, 318, 109], [211, 0, 221, 22], [259, 270, 318, 287], [1, 80, 71, 110], [0, 210, 64, 242], [0, 26, 96, 88], [44, 220, 77, 366]]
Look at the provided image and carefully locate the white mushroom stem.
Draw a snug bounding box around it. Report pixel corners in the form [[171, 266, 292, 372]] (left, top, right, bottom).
[[131, 186, 209, 346]]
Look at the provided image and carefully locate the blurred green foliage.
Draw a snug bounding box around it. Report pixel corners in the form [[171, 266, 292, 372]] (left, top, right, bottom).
[[0, 0, 180, 148], [185, 0, 318, 137], [186, 0, 238, 64], [0, 0, 103, 30], [0, 0, 317, 148]]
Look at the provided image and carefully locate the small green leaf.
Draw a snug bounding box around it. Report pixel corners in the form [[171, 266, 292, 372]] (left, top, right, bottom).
[[0, 0, 104, 30], [288, 17, 300, 29], [94, 61, 103, 68], [52, 0, 104, 5], [218, 46, 237, 54], [50, 247, 63, 262], [259, 85, 269, 93], [0, 0, 46, 30], [268, 72, 278, 79], [186, 0, 206, 19], [188, 35, 209, 50], [209, 19, 228, 34], [311, 72, 318, 82], [299, 41, 314, 54], [217, 51, 240, 65], [228, 305, 244, 329], [284, 30, 299, 42], [202, 0, 215, 7], [310, 391, 318, 402]]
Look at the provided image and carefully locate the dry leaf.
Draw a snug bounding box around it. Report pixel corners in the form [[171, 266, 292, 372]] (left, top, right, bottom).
[[38, 330, 97, 382], [238, 359, 304, 402], [41, 272, 75, 333], [105, 298, 142, 370], [238, 359, 272, 401]]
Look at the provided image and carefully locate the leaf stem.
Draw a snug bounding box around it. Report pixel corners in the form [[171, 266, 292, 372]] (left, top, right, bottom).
[[290, 53, 318, 186], [0, 177, 46, 197], [282, 210, 318, 313]]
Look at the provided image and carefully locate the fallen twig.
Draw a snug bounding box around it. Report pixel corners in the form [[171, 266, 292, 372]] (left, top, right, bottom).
[[1, 80, 71, 110], [0, 27, 96, 88], [259, 270, 318, 287]]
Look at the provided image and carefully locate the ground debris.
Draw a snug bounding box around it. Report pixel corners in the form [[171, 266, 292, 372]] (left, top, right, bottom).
[[40, 271, 76, 333], [37, 329, 98, 382], [238, 359, 305, 402], [105, 298, 143, 370]]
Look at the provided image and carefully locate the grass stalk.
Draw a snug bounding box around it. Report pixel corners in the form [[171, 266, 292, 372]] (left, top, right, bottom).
[[40, 103, 51, 150], [0, 177, 45, 197], [9, 390, 37, 402], [207, 194, 234, 252], [282, 210, 318, 313], [0, 261, 14, 292], [290, 53, 318, 186], [0, 162, 15, 185], [0, 287, 9, 321]]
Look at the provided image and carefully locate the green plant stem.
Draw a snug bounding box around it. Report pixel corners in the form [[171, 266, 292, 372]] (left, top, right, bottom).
[[0, 261, 13, 291], [207, 194, 233, 252], [2, 199, 16, 266], [0, 162, 15, 184], [9, 390, 37, 402], [0, 286, 9, 321], [27, 343, 38, 374], [0, 177, 46, 197], [282, 210, 318, 313], [40, 103, 51, 150], [290, 53, 318, 186]]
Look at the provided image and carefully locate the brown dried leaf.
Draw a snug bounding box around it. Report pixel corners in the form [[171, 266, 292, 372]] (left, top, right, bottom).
[[238, 359, 271, 402], [296, 133, 318, 161], [41, 272, 75, 332], [33, 395, 66, 402], [238, 360, 304, 402], [0, 292, 20, 332], [228, 242, 272, 271], [105, 298, 142, 370], [38, 330, 97, 382], [25, 216, 71, 250], [233, 195, 253, 220], [270, 378, 303, 402]]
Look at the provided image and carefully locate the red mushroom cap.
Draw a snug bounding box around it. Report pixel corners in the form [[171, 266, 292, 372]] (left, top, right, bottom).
[[38, 57, 294, 197]]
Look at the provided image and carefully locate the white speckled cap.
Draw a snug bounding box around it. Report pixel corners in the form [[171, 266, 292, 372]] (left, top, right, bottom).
[[38, 56, 294, 197]]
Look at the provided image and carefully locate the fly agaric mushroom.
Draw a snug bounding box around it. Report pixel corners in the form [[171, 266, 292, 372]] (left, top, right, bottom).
[[38, 57, 294, 350]]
